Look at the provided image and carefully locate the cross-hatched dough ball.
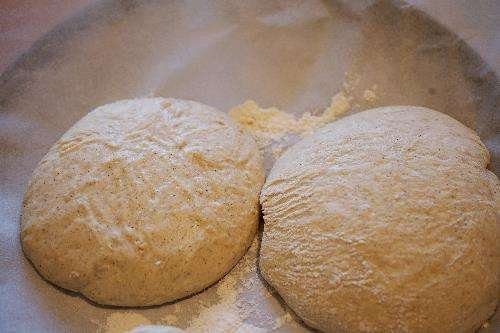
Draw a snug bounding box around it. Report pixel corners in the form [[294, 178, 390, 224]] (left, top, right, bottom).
[[21, 98, 264, 306], [259, 106, 499, 333]]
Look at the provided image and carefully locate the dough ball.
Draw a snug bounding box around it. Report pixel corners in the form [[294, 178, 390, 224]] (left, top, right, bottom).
[[21, 98, 264, 306], [259, 106, 499, 332]]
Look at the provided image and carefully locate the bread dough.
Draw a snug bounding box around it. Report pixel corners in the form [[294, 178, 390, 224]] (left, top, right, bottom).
[[21, 98, 264, 306], [259, 106, 499, 332]]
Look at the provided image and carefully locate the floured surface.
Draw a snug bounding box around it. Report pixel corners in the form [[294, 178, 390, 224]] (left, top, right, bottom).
[[0, 0, 499, 332]]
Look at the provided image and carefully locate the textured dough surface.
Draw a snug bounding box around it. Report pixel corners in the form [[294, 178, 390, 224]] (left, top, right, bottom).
[[259, 106, 499, 333], [21, 98, 264, 306]]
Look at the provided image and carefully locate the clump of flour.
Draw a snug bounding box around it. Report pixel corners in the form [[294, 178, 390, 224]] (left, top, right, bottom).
[[229, 92, 350, 146], [229, 92, 351, 172]]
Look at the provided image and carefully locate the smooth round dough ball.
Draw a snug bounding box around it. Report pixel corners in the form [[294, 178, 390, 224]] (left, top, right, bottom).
[[259, 106, 499, 333], [21, 98, 264, 306]]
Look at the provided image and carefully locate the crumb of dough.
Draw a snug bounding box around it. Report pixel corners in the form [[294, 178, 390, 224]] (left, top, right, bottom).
[[318, 92, 351, 127], [105, 312, 151, 333], [363, 89, 377, 103]]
